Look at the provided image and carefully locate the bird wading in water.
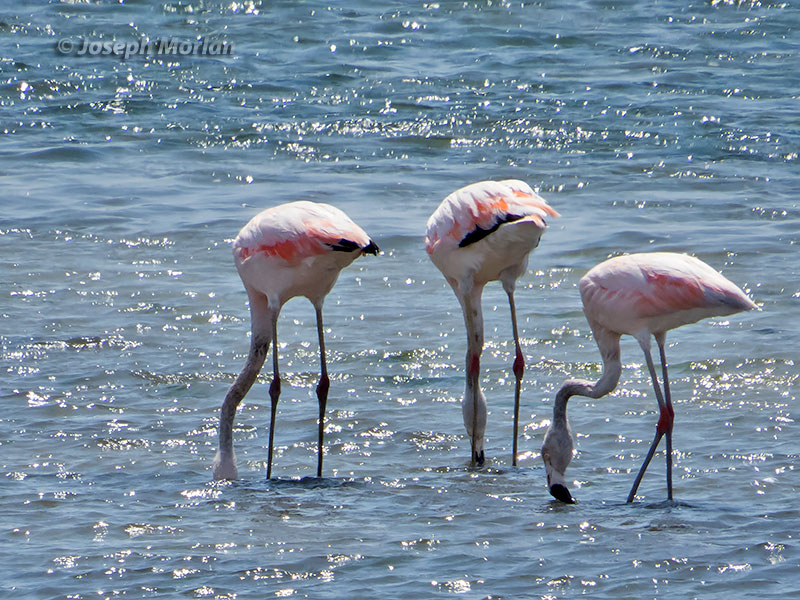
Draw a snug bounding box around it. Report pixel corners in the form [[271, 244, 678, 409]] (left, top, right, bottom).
[[541, 252, 758, 503], [213, 201, 378, 480]]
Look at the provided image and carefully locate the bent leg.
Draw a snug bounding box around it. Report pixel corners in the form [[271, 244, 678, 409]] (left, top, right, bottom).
[[627, 343, 669, 502]]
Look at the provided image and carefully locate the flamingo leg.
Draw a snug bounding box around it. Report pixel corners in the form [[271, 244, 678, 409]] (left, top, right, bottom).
[[626, 428, 663, 503], [467, 345, 481, 468], [506, 289, 524, 467], [656, 335, 675, 501], [315, 305, 330, 478], [627, 345, 668, 503], [266, 311, 281, 480]]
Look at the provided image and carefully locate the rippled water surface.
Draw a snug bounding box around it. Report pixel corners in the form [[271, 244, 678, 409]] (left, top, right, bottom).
[[2, 1, 798, 598]]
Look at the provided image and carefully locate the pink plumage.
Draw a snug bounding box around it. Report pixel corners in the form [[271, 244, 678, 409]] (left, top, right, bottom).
[[425, 179, 559, 257], [235, 201, 374, 266], [580, 252, 758, 340], [232, 201, 378, 309]]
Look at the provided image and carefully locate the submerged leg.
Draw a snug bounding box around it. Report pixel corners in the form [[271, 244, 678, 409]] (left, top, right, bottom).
[[315, 305, 330, 478], [266, 311, 281, 480], [467, 352, 484, 467], [656, 334, 675, 501], [626, 429, 663, 503], [506, 289, 524, 467], [627, 344, 669, 503]]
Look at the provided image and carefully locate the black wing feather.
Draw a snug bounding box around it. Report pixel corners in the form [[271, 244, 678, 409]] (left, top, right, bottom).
[[458, 213, 523, 248], [329, 238, 380, 255]]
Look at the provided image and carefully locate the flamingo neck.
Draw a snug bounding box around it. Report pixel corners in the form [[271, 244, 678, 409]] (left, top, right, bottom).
[[218, 337, 270, 454], [459, 285, 484, 353], [553, 328, 621, 425]]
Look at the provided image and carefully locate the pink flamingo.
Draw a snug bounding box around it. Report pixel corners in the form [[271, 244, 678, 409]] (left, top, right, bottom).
[[213, 201, 378, 480], [426, 180, 559, 467], [541, 252, 758, 503]]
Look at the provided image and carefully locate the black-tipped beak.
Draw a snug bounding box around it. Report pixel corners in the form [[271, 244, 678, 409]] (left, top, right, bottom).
[[549, 483, 576, 504], [472, 449, 485, 467]]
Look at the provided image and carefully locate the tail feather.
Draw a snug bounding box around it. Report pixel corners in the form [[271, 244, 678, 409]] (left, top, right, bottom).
[[362, 239, 380, 255], [329, 238, 380, 255], [717, 288, 759, 312]]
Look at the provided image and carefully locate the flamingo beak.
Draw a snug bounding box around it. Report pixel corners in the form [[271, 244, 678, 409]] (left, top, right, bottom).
[[549, 483, 576, 504], [544, 462, 576, 504], [471, 446, 485, 467]]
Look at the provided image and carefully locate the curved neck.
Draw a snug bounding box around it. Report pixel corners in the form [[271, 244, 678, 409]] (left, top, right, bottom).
[[458, 282, 486, 462], [218, 334, 270, 454], [553, 327, 621, 426], [458, 283, 484, 357]]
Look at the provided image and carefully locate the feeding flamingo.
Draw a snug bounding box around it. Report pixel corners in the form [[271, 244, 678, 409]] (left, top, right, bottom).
[[425, 180, 559, 467], [541, 252, 758, 503], [213, 201, 379, 480]]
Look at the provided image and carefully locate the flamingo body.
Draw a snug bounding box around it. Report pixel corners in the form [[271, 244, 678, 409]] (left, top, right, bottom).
[[580, 253, 757, 341], [234, 201, 376, 306], [213, 201, 378, 480], [426, 180, 558, 466], [426, 180, 556, 287], [542, 252, 757, 503]]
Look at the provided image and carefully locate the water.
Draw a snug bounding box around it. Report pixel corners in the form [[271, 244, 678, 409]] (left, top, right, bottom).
[[1, 0, 798, 597]]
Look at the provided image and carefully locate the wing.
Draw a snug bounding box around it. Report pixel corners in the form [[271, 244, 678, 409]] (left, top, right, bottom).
[[235, 201, 378, 264], [425, 179, 559, 255], [634, 253, 757, 316], [581, 253, 757, 325]]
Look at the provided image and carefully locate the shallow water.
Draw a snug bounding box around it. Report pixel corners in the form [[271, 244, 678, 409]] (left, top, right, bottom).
[[1, 1, 798, 598]]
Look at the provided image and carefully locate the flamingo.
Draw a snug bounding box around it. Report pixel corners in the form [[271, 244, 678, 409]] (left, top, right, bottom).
[[425, 180, 559, 467], [541, 252, 758, 503], [212, 201, 379, 480]]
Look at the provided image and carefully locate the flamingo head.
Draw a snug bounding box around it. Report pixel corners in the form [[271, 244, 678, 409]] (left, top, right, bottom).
[[212, 448, 238, 481], [541, 422, 576, 504]]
